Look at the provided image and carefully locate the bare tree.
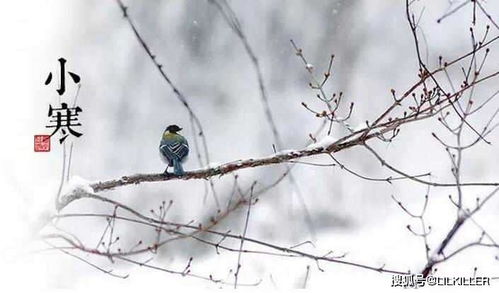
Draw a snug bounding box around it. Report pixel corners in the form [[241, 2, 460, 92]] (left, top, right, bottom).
[[40, 0, 499, 288]]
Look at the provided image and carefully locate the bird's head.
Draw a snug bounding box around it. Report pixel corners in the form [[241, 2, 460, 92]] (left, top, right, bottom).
[[166, 124, 182, 133]]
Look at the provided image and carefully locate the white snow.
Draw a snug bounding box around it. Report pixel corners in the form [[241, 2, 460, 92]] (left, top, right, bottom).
[[306, 135, 337, 150], [352, 123, 366, 132], [344, 122, 365, 133], [60, 176, 94, 195], [205, 162, 222, 169], [275, 149, 301, 156]]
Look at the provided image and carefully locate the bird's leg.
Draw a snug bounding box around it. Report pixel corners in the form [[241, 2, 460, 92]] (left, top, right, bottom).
[[163, 166, 170, 175]]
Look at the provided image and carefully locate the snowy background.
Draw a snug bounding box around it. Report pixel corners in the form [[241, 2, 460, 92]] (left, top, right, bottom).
[[1, 0, 499, 291]]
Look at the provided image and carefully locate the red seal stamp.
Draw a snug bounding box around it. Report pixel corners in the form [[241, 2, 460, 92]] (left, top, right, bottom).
[[34, 135, 51, 152]]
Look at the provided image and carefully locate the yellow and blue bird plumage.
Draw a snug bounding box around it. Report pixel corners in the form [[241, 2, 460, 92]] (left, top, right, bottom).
[[159, 125, 189, 175]]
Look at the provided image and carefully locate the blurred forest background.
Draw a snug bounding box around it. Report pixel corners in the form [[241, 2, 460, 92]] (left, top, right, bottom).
[[1, 0, 499, 290]]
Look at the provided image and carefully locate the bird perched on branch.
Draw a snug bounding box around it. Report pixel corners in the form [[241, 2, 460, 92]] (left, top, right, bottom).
[[159, 124, 189, 176]]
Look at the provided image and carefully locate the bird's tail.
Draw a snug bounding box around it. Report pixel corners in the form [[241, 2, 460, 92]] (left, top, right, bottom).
[[173, 159, 185, 176]]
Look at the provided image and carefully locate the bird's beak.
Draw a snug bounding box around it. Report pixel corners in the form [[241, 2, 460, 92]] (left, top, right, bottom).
[[179, 128, 183, 131]]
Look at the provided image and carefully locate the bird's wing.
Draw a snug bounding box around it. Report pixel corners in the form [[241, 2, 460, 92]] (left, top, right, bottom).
[[161, 140, 189, 161]]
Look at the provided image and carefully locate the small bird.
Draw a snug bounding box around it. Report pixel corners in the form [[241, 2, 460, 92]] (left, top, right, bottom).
[[159, 124, 189, 176]]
